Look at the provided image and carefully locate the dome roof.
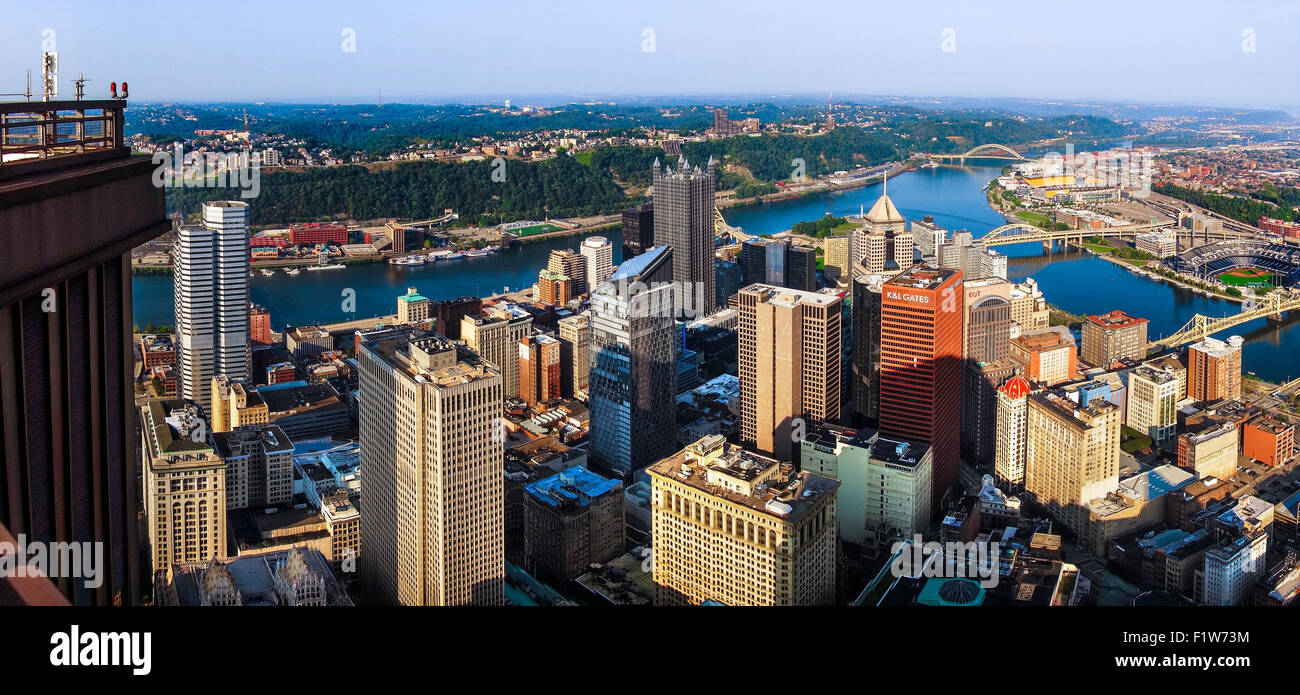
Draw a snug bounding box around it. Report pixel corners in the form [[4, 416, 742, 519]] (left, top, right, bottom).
[[938, 578, 982, 604], [999, 375, 1032, 398]]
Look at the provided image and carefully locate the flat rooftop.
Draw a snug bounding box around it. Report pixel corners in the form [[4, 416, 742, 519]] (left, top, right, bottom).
[[1087, 310, 1148, 329], [884, 265, 960, 289]]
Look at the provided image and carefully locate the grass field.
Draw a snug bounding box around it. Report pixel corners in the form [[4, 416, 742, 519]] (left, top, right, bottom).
[[1217, 267, 1276, 287], [512, 223, 562, 237], [1015, 210, 1051, 227]]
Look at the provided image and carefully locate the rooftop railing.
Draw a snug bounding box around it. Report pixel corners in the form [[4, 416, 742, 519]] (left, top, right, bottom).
[[0, 99, 127, 171]]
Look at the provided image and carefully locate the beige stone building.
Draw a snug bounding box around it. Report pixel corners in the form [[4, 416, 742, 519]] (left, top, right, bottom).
[[461, 302, 533, 398], [1081, 310, 1148, 367], [396, 287, 431, 324], [1008, 278, 1050, 335], [141, 400, 228, 573], [822, 235, 851, 279], [736, 284, 842, 461], [557, 312, 591, 398], [1024, 392, 1121, 537], [210, 375, 269, 433], [648, 436, 839, 606], [358, 332, 505, 606]]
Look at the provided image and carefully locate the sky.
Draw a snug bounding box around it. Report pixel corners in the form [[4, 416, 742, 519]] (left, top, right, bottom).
[[2, 0, 1297, 111]]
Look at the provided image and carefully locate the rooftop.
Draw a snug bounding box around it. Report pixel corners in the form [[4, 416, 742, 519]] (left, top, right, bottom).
[[884, 264, 959, 289], [1087, 310, 1148, 329], [524, 465, 622, 510]]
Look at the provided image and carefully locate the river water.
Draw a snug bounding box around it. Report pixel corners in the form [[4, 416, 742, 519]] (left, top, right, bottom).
[[131, 164, 1299, 381]]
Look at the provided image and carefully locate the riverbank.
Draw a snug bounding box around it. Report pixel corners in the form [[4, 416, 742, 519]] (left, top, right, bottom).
[[1087, 250, 1247, 304], [719, 162, 913, 212]]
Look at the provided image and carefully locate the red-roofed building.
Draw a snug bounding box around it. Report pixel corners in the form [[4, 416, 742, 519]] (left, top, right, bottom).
[[289, 223, 349, 246]]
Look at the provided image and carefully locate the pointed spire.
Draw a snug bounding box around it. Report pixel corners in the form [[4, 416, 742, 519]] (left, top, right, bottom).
[[883, 168, 887, 197]]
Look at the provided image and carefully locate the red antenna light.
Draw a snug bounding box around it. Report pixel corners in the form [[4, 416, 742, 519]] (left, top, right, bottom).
[[110, 82, 117, 98], [121, 82, 128, 98]]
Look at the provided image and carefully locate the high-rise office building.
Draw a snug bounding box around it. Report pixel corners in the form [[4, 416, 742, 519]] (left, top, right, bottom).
[[589, 246, 678, 476], [715, 259, 743, 307], [535, 269, 573, 306], [462, 302, 533, 399], [994, 375, 1033, 488], [851, 274, 884, 427], [911, 216, 948, 260], [1024, 391, 1121, 537], [1127, 365, 1181, 445], [519, 333, 562, 408], [212, 424, 294, 510], [739, 239, 816, 292], [939, 230, 1007, 281], [851, 179, 912, 276], [652, 156, 716, 315], [141, 400, 228, 575], [522, 466, 624, 586], [1, 99, 166, 604], [800, 427, 931, 557], [621, 202, 654, 259], [557, 312, 591, 398], [175, 201, 251, 405], [649, 435, 839, 606], [822, 235, 851, 280], [878, 265, 964, 507], [358, 331, 504, 606], [737, 284, 842, 461], [1081, 310, 1149, 367], [961, 278, 1015, 467], [580, 235, 615, 290], [547, 249, 588, 297], [1188, 336, 1243, 403]]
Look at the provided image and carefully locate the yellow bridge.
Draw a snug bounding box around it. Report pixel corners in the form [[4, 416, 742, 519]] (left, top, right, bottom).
[[1150, 292, 1300, 349], [714, 206, 752, 243], [979, 221, 1253, 250]]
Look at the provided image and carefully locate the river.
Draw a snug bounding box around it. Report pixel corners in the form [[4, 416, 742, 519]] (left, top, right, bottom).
[[131, 164, 1299, 382]]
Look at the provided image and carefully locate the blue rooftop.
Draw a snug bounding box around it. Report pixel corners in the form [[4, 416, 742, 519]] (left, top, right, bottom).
[[524, 465, 620, 508], [608, 245, 670, 285]]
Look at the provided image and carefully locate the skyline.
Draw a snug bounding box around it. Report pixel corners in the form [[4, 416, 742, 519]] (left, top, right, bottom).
[[0, 1, 1296, 111]]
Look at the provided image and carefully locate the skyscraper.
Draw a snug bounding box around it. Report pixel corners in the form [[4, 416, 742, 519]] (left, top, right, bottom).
[[961, 278, 1015, 467], [547, 249, 588, 297], [1, 99, 166, 604], [851, 274, 884, 427], [519, 333, 562, 407], [175, 200, 251, 405], [1024, 391, 1121, 537], [878, 265, 964, 507], [740, 238, 817, 292], [621, 202, 654, 259], [589, 246, 678, 476], [737, 284, 842, 461], [557, 312, 591, 398], [994, 375, 1033, 488], [852, 177, 912, 276], [358, 331, 504, 606], [1188, 336, 1243, 403], [649, 435, 838, 606], [580, 235, 615, 290], [141, 400, 228, 575], [652, 156, 716, 316], [461, 302, 533, 399]]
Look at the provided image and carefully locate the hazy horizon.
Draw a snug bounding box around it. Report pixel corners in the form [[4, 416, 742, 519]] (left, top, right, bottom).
[[3, 0, 1297, 112]]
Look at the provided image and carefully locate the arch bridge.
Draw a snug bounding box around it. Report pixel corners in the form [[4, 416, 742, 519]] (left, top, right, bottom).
[[1150, 292, 1300, 349]]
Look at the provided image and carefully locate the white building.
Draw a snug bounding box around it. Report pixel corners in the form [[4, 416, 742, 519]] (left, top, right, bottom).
[[994, 375, 1032, 487], [580, 236, 615, 289], [1201, 533, 1268, 606], [174, 201, 251, 404], [1127, 365, 1180, 445]]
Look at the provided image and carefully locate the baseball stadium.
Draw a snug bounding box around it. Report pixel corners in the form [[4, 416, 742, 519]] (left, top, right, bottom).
[[1165, 239, 1300, 290]]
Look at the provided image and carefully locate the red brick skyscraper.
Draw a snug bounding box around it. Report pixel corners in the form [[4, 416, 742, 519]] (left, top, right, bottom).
[[878, 265, 964, 507]]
